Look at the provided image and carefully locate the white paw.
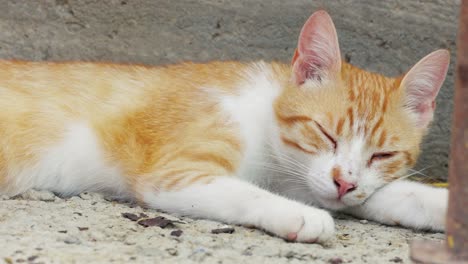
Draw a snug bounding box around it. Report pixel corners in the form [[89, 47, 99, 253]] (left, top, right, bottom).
[[260, 203, 335, 243], [294, 208, 335, 243], [425, 195, 447, 232]]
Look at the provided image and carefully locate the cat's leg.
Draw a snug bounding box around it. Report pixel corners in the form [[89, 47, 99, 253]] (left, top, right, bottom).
[[344, 180, 447, 231], [138, 176, 335, 243]]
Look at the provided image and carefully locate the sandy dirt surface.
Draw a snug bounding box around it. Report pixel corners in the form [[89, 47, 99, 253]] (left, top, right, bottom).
[[0, 190, 444, 264]]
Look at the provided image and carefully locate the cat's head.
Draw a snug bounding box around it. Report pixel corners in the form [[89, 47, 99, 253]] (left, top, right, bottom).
[[273, 10, 449, 210]]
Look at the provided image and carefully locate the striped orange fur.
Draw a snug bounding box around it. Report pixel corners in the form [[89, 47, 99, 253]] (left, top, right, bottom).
[[0, 58, 433, 194]]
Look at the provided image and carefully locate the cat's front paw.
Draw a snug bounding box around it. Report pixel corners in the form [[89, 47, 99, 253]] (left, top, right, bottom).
[[261, 204, 335, 243], [422, 192, 447, 232], [290, 207, 335, 243]]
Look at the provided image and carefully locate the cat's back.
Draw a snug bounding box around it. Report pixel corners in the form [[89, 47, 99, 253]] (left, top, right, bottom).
[[0, 59, 248, 90], [0, 60, 249, 109]]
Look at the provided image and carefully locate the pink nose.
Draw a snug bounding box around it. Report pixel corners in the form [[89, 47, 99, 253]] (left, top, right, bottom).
[[334, 178, 357, 199]]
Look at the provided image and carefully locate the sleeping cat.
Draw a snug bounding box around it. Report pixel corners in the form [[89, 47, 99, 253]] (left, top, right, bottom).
[[0, 10, 449, 243]]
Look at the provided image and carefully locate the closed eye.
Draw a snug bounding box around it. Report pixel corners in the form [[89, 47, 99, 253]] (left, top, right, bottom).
[[314, 121, 337, 151], [369, 152, 397, 165]]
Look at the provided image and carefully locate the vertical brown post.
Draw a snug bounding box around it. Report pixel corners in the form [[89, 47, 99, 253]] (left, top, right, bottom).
[[411, 1, 468, 263], [446, 0, 468, 259]]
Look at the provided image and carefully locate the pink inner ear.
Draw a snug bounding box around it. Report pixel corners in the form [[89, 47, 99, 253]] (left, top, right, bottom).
[[401, 49, 450, 128], [292, 10, 341, 85], [293, 56, 324, 85]]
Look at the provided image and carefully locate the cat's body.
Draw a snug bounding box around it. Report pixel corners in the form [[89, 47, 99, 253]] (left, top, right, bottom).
[[0, 11, 449, 243]]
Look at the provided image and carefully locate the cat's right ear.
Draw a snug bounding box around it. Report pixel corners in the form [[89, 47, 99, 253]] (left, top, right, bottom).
[[292, 10, 342, 86]]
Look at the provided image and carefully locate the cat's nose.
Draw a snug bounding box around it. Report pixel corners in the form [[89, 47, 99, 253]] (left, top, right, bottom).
[[333, 178, 357, 199]]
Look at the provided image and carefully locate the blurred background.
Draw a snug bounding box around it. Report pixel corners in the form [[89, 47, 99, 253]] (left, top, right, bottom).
[[0, 0, 459, 180]]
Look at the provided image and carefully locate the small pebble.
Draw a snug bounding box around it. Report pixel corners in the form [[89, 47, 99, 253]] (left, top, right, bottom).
[[329, 257, 343, 264], [27, 256, 38, 262], [170, 230, 183, 237], [166, 248, 178, 256], [211, 226, 235, 234], [337, 234, 350, 240], [360, 220, 368, 224], [389, 256, 403, 263], [139, 213, 148, 218], [122, 213, 142, 222], [63, 236, 81, 245], [138, 216, 182, 228], [124, 236, 137, 245]]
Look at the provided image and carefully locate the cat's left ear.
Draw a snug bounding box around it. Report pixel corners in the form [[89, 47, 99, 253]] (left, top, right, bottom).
[[292, 10, 342, 85], [400, 49, 450, 128]]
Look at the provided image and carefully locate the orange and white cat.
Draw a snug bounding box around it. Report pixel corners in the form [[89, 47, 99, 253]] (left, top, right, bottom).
[[0, 10, 449, 243]]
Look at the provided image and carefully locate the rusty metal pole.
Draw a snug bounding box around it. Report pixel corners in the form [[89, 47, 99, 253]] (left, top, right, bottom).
[[446, 0, 468, 258], [411, 0, 468, 263]]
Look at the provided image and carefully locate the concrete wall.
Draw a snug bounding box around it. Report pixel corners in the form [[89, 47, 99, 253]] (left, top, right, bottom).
[[0, 0, 459, 179]]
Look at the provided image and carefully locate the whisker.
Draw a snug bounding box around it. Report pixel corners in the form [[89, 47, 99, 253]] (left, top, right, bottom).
[[247, 161, 307, 176], [395, 166, 433, 182], [281, 186, 311, 194], [408, 168, 431, 178], [256, 166, 307, 179], [264, 154, 310, 172], [264, 142, 310, 171]]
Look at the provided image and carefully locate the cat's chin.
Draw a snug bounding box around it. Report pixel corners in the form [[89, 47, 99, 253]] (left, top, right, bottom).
[[317, 198, 348, 211], [318, 197, 364, 211]]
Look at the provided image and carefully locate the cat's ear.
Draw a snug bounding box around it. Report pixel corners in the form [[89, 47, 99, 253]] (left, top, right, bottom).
[[400, 49, 450, 128], [292, 10, 342, 85]]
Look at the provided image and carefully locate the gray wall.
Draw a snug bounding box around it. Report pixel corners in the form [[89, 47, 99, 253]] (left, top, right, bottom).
[[0, 0, 459, 179]]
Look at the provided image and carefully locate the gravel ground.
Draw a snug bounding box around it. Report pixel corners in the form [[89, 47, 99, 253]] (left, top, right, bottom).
[[0, 190, 444, 264]]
